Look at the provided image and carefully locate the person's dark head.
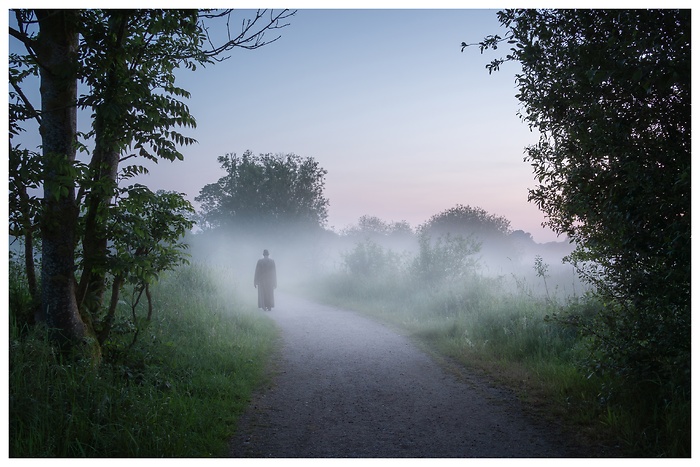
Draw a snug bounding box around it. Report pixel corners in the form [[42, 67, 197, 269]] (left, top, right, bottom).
[[263, 249, 269, 257]]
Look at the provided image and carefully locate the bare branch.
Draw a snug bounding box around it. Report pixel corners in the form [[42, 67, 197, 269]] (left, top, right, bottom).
[[119, 154, 138, 163], [460, 41, 479, 52], [198, 9, 231, 20], [200, 9, 296, 61]]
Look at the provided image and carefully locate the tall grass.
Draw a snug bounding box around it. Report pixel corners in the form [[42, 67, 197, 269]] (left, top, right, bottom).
[[9, 263, 277, 457], [313, 263, 597, 393]]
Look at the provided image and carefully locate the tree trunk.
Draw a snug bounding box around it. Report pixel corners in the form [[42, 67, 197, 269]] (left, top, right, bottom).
[[76, 142, 120, 312], [97, 275, 124, 345], [35, 10, 89, 347], [77, 11, 129, 315]]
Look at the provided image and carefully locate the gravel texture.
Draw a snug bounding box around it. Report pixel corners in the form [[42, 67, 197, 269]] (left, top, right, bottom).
[[229, 292, 587, 458]]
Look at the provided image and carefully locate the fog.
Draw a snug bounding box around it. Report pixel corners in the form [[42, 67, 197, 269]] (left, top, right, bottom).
[[185, 218, 590, 306], [185, 225, 341, 291]]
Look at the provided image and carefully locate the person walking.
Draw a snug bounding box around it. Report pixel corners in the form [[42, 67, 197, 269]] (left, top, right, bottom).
[[254, 249, 277, 311]]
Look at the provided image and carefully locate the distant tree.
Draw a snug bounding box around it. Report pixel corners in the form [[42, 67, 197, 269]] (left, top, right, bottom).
[[468, 9, 690, 405], [509, 230, 534, 245], [343, 215, 413, 237], [420, 204, 511, 240], [196, 151, 329, 233]]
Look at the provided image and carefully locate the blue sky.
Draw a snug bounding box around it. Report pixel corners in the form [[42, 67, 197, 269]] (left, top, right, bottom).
[[7, 7, 563, 242], [146, 8, 558, 241]]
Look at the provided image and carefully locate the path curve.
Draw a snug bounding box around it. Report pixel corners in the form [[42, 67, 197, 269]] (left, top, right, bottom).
[[229, 292, 581, 458]]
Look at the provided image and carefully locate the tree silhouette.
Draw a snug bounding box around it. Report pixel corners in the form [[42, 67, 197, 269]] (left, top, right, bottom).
[[469, 8, 690, 413]]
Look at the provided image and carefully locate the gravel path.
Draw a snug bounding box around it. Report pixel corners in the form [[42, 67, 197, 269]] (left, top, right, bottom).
[[229, 292, 583, 458]]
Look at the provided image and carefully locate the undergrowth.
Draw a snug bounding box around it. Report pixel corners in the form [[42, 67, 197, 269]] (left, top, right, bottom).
[[9, 263, 277, 457]]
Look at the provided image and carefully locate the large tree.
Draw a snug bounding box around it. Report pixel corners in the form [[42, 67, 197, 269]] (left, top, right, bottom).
[[9, 9, 295, 354], [196, 150, 330, 233], [468, 10, 690, 395]]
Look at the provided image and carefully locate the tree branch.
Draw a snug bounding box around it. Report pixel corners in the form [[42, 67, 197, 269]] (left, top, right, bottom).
[[9, 10, 40, 64], [9, 25, 34, 49], [200, 9, 296, 61], [9, 74, 41, 126]]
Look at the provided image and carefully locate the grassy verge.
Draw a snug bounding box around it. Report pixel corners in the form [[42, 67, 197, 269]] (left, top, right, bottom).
[[302, 256, 691, 457], [297, 265, 626, 456], [9, 263, 277, 457]]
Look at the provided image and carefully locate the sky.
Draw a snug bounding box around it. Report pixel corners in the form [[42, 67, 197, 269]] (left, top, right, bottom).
[[6, 6, 579, 243], [138, 8, 559, 241]]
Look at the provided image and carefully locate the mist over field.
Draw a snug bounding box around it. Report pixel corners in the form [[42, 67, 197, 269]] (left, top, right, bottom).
[[184, 212, 587, 306]]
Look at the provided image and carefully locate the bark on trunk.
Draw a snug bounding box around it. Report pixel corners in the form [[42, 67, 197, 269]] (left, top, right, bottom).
[[97, 275, 124, 345], [36, 10, 87, 344], [76, 143, 120, 311]]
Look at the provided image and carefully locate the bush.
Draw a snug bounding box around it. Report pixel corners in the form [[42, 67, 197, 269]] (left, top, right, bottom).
[[410, 231, 480, 285]]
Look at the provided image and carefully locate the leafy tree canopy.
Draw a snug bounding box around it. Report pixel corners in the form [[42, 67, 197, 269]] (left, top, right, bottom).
[[196, 150, 329, 233], [469, 9, 690, 396]]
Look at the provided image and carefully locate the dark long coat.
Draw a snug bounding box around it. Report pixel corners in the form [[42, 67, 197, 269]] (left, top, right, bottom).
[[254, 256, 277, 310]]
